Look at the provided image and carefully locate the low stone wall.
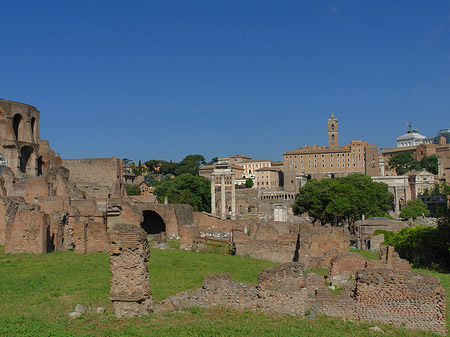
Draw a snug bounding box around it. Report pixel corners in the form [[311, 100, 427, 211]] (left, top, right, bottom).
[[153, 262, 447, 335]]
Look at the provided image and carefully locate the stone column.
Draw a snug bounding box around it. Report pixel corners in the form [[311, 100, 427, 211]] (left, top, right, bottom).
[[211, 174, 216, 215], [109, 224, 152, 318], [221, 174, 226, 219], [231, 174, 236, 220]]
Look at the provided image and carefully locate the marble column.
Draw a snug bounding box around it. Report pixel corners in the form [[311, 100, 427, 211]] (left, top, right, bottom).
[[211, 174, 216, 215], [231, 174, 236, 220], [221, 174, 226, 219]]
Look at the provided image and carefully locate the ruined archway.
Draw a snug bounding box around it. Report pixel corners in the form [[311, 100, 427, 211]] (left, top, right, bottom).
[[140, 210, 166, 234], [20, 146, 33, 173], [13, 114, 22, 140], [31, 117, 36, 142]]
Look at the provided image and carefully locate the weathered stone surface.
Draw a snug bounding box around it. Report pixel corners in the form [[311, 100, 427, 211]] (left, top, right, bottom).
[[69, 312, 81, 319], [75, 304, 86, 314], [109, 224, 152, 318], [96, 307, 105, 314], [153, 262, 447, 336]]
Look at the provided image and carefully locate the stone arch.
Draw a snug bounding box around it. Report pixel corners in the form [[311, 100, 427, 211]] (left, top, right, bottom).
[[31, 117, 36, 142], [20, 146, 34, 173], [140, 210, 166, 234], [13, 113, 22, 141]]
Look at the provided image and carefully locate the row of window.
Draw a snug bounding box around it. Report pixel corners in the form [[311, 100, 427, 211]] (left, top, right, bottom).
[[285, 150, 362, 161], [290, 162, 364, 169]]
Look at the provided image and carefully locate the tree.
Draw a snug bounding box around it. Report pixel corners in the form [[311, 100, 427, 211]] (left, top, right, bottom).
[[400, 198, 430, 219], [175, 154, 206, 176], [125, 184, 140, 196], [388, 152, 421, 175], [144, 160, 161, 174], [208, 157, 218, 165], [144, 173, 159, 187], [292, 174, 392, 229], [154, 173, 211, 212], [159, 160, 178, 175], [245, 178, 254, 188], [420, 155, 439, 175]]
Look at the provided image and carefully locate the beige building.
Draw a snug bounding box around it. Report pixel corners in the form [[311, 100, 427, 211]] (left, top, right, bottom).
[[283, 114, 379, 191], [234, 158, 272, 178], [199, 159, 244, 189], [255, 167, 281, 189]]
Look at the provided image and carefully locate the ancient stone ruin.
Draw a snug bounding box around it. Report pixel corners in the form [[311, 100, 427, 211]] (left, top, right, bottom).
[[150, 262, 446, 335], [109, 224, 152, 318]]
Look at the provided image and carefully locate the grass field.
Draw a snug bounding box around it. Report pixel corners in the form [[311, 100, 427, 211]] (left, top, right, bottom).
[[0, 244, 448, 336]]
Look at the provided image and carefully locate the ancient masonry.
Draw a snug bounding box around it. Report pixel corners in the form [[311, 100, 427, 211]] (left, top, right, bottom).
[[152, 263, 447, 336], [109, 224, 152, 318], [110, 242, 447, 335]]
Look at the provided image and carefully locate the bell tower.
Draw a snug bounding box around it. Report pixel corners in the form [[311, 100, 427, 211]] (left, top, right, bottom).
[[328, 112, 338, 149]]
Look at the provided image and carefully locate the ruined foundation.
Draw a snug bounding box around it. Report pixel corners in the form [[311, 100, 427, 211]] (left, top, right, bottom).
[[152, 262, 447, 336], [109, 224, 152, 318]]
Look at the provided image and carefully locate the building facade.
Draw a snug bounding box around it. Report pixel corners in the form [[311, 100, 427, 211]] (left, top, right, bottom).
[[283, 114, 379, 191]]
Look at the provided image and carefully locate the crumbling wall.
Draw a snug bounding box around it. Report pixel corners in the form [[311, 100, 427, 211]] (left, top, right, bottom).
[[48, 211, 69, 252], [352, 269, 446, 335], [328, 246, 411, 284], [5, 207, 49, 254], [86, 221, 109, 253], [62, 157, 123, 199], [234, 231, 297, 263], [257, 263, 309, 315], [154, 262, 447, 335], [109, 224, 152, 318]]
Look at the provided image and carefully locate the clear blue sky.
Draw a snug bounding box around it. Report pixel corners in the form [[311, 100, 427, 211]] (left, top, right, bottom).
[[1, 1, 449, 163]]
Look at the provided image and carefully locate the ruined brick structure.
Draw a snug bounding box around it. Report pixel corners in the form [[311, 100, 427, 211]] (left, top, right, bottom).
[[62, 157, 124, 199], [109, 224, 152, 318], [151, 262, 446, 335]]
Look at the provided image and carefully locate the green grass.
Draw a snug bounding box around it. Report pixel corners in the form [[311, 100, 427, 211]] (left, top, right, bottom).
[[350, 248, 380, 260], [0, 244, 447, 336]]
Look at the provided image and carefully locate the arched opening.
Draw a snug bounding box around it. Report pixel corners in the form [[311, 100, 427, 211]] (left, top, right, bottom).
[[13, 114, 22, 140], [331, 124, 335, 131], [31, 117, 36, 142], [36, 156, 43, 176], [140, 210, 166, 234], [20, 146, 33, 173]]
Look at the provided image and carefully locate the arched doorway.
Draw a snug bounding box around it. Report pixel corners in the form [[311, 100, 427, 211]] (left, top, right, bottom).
[[140, 210, 166, 234], [13, 114, 22, 140], [20, 146, 33, 173]]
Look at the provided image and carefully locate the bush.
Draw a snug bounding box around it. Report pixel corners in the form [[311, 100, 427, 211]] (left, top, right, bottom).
[[125, 184, 141, 196]]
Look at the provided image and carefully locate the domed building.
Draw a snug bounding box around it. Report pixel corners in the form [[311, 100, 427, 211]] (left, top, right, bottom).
[[396, 123, 433, 147]]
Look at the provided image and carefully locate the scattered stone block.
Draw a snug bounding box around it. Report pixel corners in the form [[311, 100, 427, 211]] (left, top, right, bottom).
[[69, 312, 82, 319], [369, 326, 384, 333], [75, 304, 86, 314], [96, 307, 105, 314]]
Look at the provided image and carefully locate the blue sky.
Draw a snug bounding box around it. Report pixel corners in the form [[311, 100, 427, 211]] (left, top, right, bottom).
[[1, 1, 449, 163]]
